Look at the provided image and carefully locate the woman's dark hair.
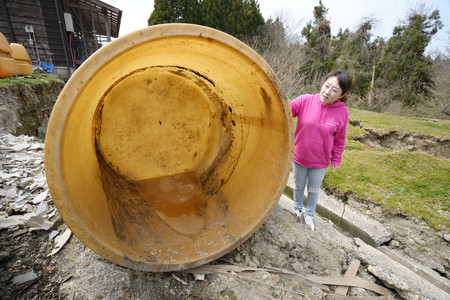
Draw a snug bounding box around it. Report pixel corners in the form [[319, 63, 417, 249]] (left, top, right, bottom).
[[323, 70, 352, 103]]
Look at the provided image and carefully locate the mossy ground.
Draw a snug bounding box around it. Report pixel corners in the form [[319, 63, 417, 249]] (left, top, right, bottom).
[[0, 75, 62, 88]]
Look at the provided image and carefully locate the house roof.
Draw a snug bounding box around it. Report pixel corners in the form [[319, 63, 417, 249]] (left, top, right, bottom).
[[61, 0, 122, 38]]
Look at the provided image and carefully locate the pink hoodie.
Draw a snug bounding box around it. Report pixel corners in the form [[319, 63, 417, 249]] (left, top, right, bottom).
[[289, 93, 349, 168]]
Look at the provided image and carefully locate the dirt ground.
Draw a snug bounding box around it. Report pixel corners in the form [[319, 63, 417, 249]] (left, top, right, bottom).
[[1, 133, 449, 299]]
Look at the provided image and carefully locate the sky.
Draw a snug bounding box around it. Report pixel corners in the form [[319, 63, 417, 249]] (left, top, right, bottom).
[[104, 0, 449, 56]]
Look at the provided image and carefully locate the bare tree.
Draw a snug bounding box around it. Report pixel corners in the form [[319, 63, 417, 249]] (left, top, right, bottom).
[[246, 14, 323, 99]]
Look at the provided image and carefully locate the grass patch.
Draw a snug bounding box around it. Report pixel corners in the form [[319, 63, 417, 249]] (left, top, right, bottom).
[[323, 110, 450, 230], [348, 108, 450, 139], [345, 124, 367, 140], [0, 75, 62, 88]]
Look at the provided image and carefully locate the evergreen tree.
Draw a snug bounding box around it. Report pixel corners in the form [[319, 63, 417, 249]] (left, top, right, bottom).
[[334, 19, 379, 97], [148, 0, 264, 40], [380, 9, 443, 106], [200, 0, 226, 30], [300, 0, 333, 80], [240, 0, 265, 39], [201, 0, 264, 38], [148, 0, 180, 25], [180, 0, 202, 23]]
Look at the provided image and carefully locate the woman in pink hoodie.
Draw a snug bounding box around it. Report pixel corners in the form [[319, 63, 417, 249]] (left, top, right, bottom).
[[289, 70, 352, 230]]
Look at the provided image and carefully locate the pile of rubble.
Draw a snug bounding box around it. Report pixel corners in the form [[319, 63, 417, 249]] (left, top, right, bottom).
[[0, 133, 71, 244], [0, 134, 71, 299], [1, 134, 53, 229]]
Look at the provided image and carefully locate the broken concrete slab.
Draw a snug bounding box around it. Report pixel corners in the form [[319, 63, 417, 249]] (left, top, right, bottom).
[[355, 239, 449, 300], [5, 186, 18, 198], [286, 172, 393, 247], [378, 246, 450, 295], [0, 171, 21, 181]]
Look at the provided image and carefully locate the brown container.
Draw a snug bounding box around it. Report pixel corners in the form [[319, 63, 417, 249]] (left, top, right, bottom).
[[44, 24, 294, 272]]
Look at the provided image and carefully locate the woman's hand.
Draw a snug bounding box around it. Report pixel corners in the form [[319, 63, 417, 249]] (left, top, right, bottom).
[[332, 165, 340, 172]]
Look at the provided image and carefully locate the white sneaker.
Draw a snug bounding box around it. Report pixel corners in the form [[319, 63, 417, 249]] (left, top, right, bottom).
[[305, 215, 315, 231], [295, 210, 304, 222]]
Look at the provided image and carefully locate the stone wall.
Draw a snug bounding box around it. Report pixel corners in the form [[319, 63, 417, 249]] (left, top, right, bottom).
[[0, 78, 64, 139]]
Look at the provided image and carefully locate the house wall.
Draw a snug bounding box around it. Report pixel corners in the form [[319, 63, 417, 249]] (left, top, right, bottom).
[[0, 0, 69, 68]]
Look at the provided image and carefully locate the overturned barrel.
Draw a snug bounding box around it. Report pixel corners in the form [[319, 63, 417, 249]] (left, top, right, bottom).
[[44, 24, 294, 271], [0, 32, 19, 78], [10, 43, 32, 75]]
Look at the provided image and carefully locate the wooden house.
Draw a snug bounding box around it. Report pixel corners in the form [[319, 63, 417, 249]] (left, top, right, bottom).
[[0, 0, 121, 78]]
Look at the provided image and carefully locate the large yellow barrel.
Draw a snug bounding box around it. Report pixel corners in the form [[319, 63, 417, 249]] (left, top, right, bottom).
[[44, 24, 294, 272], [10, 43, 32, 75], [0, 32, 19, 78]]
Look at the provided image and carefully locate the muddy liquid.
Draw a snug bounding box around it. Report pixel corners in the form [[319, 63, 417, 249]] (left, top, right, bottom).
[[136, 171, 208, 236]]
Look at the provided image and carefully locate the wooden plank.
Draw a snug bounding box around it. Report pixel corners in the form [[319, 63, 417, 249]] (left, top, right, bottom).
[[335, 259, 361, 295]]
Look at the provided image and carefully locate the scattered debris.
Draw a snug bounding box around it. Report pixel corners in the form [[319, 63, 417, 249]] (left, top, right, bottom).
[[0, 214, 29, 229], [0, 134, 54, 230], [11, 271, 39, 285], [48, 228, 72, 256], [25, 215, 54, 230], [172, 273, 188, 285], [193, 273, 205, 281]]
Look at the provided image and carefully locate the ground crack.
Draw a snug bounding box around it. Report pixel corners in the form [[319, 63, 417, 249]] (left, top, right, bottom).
[[349, 119, 450, 159]]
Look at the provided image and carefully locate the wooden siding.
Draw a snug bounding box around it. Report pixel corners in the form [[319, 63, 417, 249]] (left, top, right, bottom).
[[40, 0, 67, 66], [0, 0, 54, 65]]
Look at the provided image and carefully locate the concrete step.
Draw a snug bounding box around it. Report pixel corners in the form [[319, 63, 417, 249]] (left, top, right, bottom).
[[378, 246, 450, 295]]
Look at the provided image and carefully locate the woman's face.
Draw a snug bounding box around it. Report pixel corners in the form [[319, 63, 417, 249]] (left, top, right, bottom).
[[320, 76, 344, 105]]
